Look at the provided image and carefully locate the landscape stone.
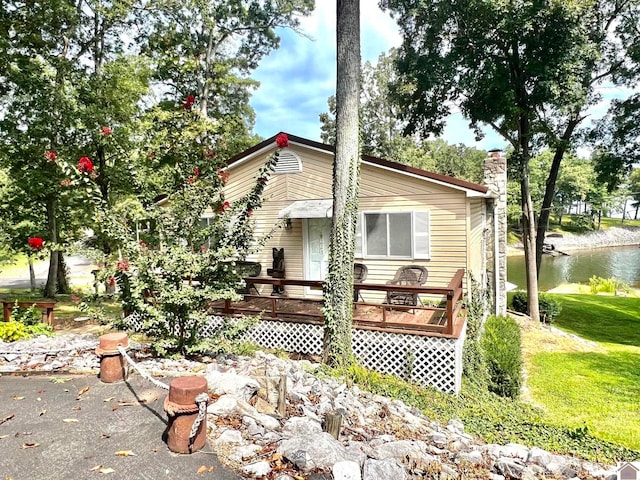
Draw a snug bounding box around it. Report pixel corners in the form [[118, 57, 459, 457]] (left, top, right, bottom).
[[332, 460, 362, 480], [278, 433, 351, 472], [362, 458, 407, 480], [242, 460, 271, 477]]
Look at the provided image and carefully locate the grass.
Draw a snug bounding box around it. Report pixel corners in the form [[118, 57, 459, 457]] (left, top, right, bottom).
[[521, 293, 640, 452], [0, 254, 39, 277]]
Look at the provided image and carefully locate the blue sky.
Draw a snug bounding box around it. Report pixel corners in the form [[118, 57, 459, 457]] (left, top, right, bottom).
[[250, 1, 505, 152], [249, 1, 635, 155]]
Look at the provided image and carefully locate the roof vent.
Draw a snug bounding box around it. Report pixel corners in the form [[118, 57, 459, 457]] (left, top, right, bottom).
[[273, 150, 302, 174]]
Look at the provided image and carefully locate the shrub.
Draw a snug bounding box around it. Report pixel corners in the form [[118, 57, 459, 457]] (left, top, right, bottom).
[[589, 276, 629, 295], [510, 292, 562, 324], [10, 302, 41, 326], [481, 315, 522, 399], [0, 321, 30, 342], [462, 276, 488, 388]]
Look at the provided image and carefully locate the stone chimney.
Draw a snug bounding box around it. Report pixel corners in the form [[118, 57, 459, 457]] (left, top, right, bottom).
[[483, 149, 507, 316]]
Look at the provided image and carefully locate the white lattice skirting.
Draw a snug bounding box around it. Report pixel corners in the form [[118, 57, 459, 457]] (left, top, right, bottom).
[[122, 315, 465, 394]]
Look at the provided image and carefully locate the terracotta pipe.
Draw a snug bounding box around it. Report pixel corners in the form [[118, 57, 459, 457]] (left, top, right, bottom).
[[95, 332, 129, 383], [164, 376, 209, 454]]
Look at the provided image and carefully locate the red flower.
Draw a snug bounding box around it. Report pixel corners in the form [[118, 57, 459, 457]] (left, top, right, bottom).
[[45, 151, 57, 162], [78, 156, 94, 173], [182, 95, 195, 110], [139, 241, 147, 248], [147, 152, 155, 159], [28, 237, 44, 250], [204, 150, 216, 159], [200, 244, 208, 253], [258, 177, 268, 185], [71, 295, 80, 303], [108, 276, 116, 287], [60, 178, 72, 187], [276, 133, 289, 148], [100, 126, 112, 136], [218, 169, 229, 183], [246, 209, 253, 217], [193, 166, 200, 177], [218, 201, 231, 213], [116, 259, 130, 272], [187, 176, 196, 184]]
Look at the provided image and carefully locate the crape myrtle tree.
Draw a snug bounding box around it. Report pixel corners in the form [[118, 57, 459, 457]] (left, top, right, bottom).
[[59, 103, 285, 355], [382, 0, 610, 321], [322, 0, 361, 366], [0, 1, 150, 296]]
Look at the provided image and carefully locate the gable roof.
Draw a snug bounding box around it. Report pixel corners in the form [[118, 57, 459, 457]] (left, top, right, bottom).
[[226, 132, 490, 197]]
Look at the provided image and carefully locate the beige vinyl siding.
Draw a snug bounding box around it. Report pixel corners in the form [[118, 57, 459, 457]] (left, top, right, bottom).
[[468, 198, 485, 281], [224, 145, 476, 300]]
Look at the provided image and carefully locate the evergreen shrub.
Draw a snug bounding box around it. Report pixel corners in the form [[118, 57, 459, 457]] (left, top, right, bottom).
[[481, 315, 522, 399]]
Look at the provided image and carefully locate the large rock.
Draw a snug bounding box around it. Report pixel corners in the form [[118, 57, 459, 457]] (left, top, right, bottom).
[[362, 459, 407, 480], [282, 416, 322, 437], [278, 433, 352, 472], [333, 460, 362, 480], [206, 366, 260, 402], [371, 440, 433, 465]]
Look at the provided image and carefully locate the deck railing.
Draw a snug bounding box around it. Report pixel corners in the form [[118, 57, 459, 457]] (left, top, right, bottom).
[[217, 268, 465, 337]]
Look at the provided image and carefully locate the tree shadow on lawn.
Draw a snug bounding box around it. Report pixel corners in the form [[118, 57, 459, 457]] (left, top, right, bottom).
[[553, 294, 640, 347]]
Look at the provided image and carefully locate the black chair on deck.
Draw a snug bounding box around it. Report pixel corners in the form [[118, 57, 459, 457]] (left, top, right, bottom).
[[353, 263, 368, 303], [385, 265, 428, 310]]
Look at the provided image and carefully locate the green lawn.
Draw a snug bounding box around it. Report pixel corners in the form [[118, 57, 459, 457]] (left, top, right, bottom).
[[525, 294, 640, 450]]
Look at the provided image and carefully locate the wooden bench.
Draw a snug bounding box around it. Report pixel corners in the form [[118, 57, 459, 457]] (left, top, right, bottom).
[[2, 301, 56, 326]]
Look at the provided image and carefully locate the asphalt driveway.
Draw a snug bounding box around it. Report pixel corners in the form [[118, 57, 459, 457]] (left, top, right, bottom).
[[0, 373, 241, 480]]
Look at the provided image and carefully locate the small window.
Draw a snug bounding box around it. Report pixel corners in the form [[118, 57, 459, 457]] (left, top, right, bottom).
[[273, 150, 302, 174], [357, 211, 430, 259]]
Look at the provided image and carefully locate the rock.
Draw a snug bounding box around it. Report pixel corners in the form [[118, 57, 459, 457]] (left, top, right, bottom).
[[235, 444, 262, 461], [501, 443, 529, 461], [206, 367, 259, 402], [448, 419, 465, 434], [278, 433, 352, 472], [215, 429, 243, 445], [242, 461, 271, 477], [363, 459, 407, 480], [282, 416, 322, 437], [495, 457, 525, 479], [429, 432, 449, 449], [456, 450, 484, 465], [333, 460, 362, 480], [372, 440, 432, 464], [527, 446, 553, 468], [207, 395, 239, 416], [254, 396, 276, 415]]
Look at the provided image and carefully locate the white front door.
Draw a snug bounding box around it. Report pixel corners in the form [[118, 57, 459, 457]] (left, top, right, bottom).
[[305, 218, 332, 292]]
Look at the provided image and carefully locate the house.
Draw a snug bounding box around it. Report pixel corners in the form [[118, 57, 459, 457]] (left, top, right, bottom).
[[217, 133, 507, 314], [207, 133, 508, 393]]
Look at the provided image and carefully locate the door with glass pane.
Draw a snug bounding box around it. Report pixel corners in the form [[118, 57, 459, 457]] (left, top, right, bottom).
[[305, 218, 332, 294]]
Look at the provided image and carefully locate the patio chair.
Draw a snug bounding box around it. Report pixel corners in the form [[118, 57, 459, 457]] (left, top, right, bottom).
[[385, 265, 428, 310], [353, 263, 368, 302]]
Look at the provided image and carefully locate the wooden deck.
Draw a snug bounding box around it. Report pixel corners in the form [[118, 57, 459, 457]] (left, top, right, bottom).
[[210, 269, 466, 338]]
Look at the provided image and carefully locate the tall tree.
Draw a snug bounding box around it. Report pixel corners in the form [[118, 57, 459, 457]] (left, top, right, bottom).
[[322, 0, 360, 366], [383, 0, 606, 321], [534, 1, 640, 272]]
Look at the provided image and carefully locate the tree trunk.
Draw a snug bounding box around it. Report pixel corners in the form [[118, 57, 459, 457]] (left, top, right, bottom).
[[520, 167, 540, 323], [28, 256, 36, 292], [322, 0, 361, 367], [57, 253, 69, 294], [44, 195, 59, 298]]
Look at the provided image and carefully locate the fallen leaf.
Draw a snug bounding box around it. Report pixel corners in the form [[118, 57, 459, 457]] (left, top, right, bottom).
[[39, 409, 46, 416], [0, 434, 9, 439], [51, 377, 72, 384], [12, 396, 24, 401], [114, 450, 136, 457], [22, 442, 40, 448], [89, 465, 102, 471], [38, 389, 45, 394], [271, 452, 283, 462], [0, 414, 15, 425], [72, 406, 82, 411], [78, 386, 90, 396], [62, 418, 79, 423], [100, 434, 111, 439], [197, 465, 214, 474], [99, 467, 115, 474], [103, 397, 114, 402], [117, 401, 138, 407]]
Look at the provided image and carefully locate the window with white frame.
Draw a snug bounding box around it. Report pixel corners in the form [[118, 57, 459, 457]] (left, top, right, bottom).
[[355, 211, 430, 259]]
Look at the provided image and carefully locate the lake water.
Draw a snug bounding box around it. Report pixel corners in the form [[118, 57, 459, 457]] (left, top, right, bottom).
[[507, 245, 640, 291]]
